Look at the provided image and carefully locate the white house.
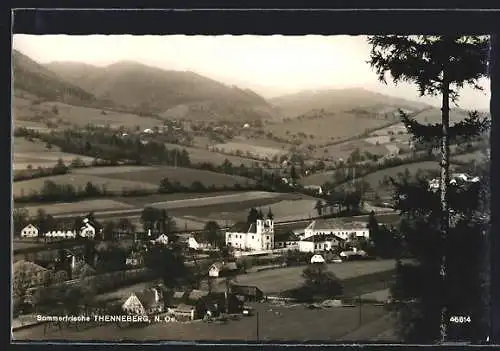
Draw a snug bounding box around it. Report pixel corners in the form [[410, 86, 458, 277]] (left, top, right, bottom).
[[122, 287, 163, 315], [154, 234, 169, 245], [80, 218, 96, 238], [225, 219, 274, 251], [298, 233, 346, 253], [208, 262, 238, 278], [302, 219, 369, 241], [20, 224, 39, 238], [187, 236, 212, 251], [310, 254, 326, 264]]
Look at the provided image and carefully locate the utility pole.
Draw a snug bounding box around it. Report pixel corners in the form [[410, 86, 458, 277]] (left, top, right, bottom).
[[256, 311, 260, 341]]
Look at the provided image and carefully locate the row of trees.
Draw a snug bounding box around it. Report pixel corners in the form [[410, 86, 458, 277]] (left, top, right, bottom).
[[313, 190, 363, 217]]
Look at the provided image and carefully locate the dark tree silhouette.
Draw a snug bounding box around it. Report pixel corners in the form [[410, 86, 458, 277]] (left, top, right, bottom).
[[247, 208, 259, 225], [368, 35, 489, 342]]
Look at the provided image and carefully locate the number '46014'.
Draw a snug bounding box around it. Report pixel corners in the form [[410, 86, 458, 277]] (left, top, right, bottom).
[[449, 316, 471, 323]]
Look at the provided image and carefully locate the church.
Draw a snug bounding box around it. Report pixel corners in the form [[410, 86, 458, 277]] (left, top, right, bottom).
[[225, 211, 274, 251]]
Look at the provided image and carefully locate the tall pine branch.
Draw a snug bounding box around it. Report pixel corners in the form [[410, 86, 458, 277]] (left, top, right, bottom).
[[368, 35, 489, 343]]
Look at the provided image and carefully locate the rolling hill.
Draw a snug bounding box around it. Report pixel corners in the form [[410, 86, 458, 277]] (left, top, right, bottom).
[[12, 50, 98, 105], [45, 60, 280, 121], [270, 88, 432, 119]]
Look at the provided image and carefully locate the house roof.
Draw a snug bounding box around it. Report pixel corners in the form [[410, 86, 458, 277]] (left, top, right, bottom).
[[307, 219, 368, 231], [172, 291, 186, 299], [23, 223, 40, 231], [275, 231, 300, 242], [228, 222, 254, 233], [13, 260, 48, 274], [134, 288, 161, 309], [188, 289, 209, 300], [175, 303, 195, 312], [302, 233, 345, 242], [210, 261, 238, 272]]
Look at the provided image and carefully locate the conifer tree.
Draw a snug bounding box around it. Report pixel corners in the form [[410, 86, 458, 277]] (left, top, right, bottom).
[[368, 35, 490, 342]]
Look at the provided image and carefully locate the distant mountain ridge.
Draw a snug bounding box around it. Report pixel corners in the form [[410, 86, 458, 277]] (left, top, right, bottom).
[[270, 88, 432, 118], [12, 50, 98, 105], [44, 60, 278, 121]]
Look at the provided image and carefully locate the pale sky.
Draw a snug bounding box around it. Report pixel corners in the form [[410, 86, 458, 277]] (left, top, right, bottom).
[[13, 34, 491, 111]]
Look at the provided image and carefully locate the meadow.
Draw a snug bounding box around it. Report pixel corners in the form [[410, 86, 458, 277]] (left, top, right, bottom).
[[212, 141, 286, 160], [164, 143, 261, 167], [101, 165, 255, 188], [13, 98, 162, 130], [13, 173, 158, 198], [309, 139, 389, 161], [219, 259, 398, 294], [13, 303, 391, 341], [13, 164, 256, 199], [18, 199, 135, 217], [266, 112, 391, 145], [13, 137, 95, 170], [358, 161, 449, 189]]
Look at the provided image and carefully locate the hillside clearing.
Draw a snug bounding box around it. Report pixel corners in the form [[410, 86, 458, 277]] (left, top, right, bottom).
[[18, 199, 134, 217], [164, 144, 262, 167], [13, 99, 162, 130], [13, 173, 158, 198], [212, 141, 286, 159], [102, 166, 255, 187]]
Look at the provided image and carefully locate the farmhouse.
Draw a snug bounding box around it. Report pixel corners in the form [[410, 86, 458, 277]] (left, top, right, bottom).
[[208, 261, 238, 278], [13, 260, 51, 288], [122, 287, 164, 315], [274, 231, 300, 250], [80, 218, 98, 238], [225, 218, 275, 251], [154, 234, 169, 245], [302, 219, 370, 241], [298, 233, 346, 253], [20, 224, 39, 238], [187, 236, 212, 251]]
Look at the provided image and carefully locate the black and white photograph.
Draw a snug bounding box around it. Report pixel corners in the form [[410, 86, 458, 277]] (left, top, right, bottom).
[[11, 17, 494, 344]]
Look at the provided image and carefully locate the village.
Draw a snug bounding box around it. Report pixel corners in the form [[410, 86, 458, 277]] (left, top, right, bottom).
[[13, 202, 400, 341]]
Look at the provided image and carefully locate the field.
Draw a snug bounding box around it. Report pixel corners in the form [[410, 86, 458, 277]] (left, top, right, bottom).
[[18, 199, 135, 217], [164, 144, 263, 167], [220, 260, 398, 294], [100, 166, 255, 188], [15, 191, 294, 219], [359, 161, 451, 189], [13, 165, 256, 198], [212, 141, 287, 160], [451, 150, 488, 163], [13, 137, 95, 170], [205, 197, 320, 223], [13, 98, 162, 130], [13, 303, 393, 341], [266, 113, 392, 145], [13, 173, 158, 198], [309, 139, 390, 162]]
